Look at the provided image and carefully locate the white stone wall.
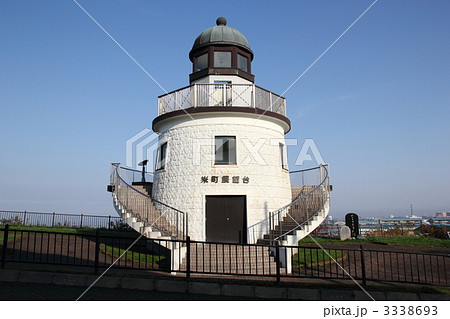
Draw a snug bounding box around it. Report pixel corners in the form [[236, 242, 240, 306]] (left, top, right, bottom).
[[152, 112, 292, 243]]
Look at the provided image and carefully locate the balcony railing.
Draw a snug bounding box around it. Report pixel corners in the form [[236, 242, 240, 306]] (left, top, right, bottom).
[[158, 83, 286, 116]]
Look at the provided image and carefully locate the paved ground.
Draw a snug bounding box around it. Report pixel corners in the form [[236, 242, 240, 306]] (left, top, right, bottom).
[[307, 242, 450, 255], [0, 281, 255, 301]]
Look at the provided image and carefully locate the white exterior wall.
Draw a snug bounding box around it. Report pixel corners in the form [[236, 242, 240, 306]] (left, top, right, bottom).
[[152, 112, 291, 243], [191, 75, 252, 85]]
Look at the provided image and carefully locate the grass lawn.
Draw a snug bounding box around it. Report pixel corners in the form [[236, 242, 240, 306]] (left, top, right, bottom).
[[365, 236, 450, 247], [0, 233, 21, 246], [99, 243, 166, 268], [292, 248, 343, 268], [0, 225, 139, 238], [298, 236, 450, 248]]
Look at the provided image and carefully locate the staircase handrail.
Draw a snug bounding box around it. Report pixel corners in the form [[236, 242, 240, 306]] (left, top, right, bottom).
[[111, 163, 188, 239], [283, 164, 328, 211], [247, 164, 329, 242], [273, 164, 329, 241], [116, 165, 154, 184]]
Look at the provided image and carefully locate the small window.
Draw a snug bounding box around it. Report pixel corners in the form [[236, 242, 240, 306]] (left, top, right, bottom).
[[196, 53, 208, 71], [214, 81, 231, 88], [280, 143, 288, 170], [156, 142, 167, 170], [214, 51, 231, 68], [215, 136, 236, 165], [238, 54, 248, 72]]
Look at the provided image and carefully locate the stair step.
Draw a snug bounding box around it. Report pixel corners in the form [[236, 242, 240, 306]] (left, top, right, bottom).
[[114, 184, 184, 240]]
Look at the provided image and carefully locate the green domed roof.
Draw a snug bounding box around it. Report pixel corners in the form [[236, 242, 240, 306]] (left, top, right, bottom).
[[189, 17, 253, 59]]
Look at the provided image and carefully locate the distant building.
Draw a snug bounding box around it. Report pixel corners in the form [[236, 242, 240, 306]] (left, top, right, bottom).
[[436, 211, 449, 217]]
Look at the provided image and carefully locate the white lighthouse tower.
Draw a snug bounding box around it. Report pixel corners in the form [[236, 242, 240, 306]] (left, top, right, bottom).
[[151, 17, 292, 243], [110, 18, 330, 259]]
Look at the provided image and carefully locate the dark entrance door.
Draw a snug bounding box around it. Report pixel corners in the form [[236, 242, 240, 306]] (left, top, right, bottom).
[[206, 195, 246, 243]]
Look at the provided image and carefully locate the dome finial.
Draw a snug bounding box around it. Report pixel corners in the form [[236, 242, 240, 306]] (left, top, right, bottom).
[[216, 17, 227, 26]]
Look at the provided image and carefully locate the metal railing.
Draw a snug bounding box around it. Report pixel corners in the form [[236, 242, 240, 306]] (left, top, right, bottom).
[[110, 163, 188, 240], [0, 225, 169, 272], [119, 166, 154, 184], [158, 83, 286, 116], [248, 165, 330, 244], [1, 225, 448, 286], [280, 243, 448, 286], [0, 210, 121, 229]]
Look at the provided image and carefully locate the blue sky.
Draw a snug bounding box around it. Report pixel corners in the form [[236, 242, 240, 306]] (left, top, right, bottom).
[[0, 0, 449, 218]]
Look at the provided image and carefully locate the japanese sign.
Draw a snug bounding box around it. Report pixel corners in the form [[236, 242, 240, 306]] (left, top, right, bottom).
[[201, 175, 249, 184]]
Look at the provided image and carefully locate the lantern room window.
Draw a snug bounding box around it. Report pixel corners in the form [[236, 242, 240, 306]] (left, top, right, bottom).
[[238, 53, 248, 72], [214, 51, 231, 68], [197, 53, 208, 71]]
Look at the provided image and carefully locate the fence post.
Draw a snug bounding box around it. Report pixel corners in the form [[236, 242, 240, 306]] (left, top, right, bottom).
[[275, 241, 281, 284], [186, 215, 189, 239], [186, 236, 191, 280], [279, 210, 283, 242], [52, 212, 55, 227], [94, 229, 100, 274], [80, 214, 83, 228], [23, 211, 27, 226], [222, 84, 226, 106], [1, 224, 9, 269], [360, 245, 367, 286], [269, 92, 273, 112], [252, 85, 256, 108], [108, 216, 111, 230]]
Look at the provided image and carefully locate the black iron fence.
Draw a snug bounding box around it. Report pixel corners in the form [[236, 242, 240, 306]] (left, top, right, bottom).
[[281, 245, 448, 286], [0, 210, 122, 229], [0, 225, 448, 286], [0, 225, 170, 272]]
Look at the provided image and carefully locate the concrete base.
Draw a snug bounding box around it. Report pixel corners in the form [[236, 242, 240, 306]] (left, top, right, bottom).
[[0, 268, 448, 301]]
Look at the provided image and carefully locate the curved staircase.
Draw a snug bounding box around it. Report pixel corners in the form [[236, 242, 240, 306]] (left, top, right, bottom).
[[109, 164, 188, 271], [109, 164, 187, 242], [250, 165, 331, 246]]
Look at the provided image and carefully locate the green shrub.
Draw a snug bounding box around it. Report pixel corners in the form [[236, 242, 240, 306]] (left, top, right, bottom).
[[0, 216, 23, 226], [417, 224, 448, 239]]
